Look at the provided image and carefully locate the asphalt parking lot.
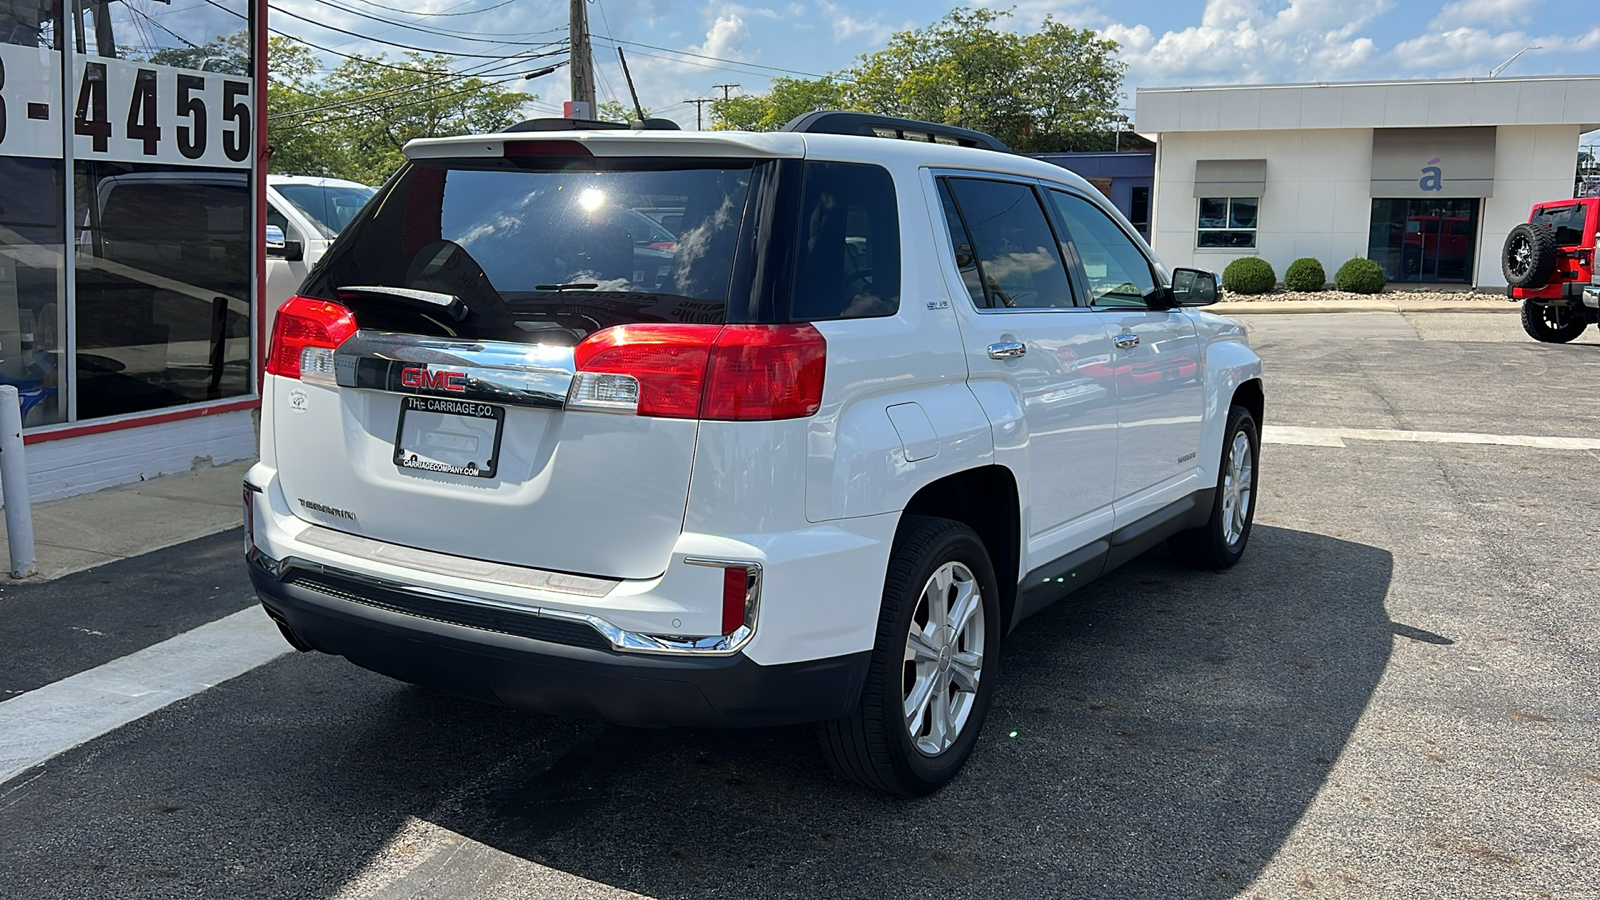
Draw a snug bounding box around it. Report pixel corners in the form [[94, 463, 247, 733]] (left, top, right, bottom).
[[1, 309, 1597, 899]]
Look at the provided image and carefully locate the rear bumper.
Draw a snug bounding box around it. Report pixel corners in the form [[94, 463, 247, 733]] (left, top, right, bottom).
[[248, 550, 870, 728]]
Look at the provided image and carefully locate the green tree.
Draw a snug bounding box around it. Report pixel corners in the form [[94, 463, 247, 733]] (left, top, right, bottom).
[[709, 77, 851, 131], [709, 7, 1126, 152], [597, 99, 651, 124]]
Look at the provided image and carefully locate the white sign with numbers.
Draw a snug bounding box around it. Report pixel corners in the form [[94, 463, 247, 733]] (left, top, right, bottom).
[[0, 44, 65, 159], [0, 47, 254, 168], [71, 56, 254, 168]]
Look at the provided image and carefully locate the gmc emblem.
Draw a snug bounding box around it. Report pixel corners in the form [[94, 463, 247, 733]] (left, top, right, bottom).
[[400, 366, 468, 393]]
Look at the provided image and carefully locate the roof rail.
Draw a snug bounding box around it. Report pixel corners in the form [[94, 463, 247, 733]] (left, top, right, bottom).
[[505, 117, 682, 133], [780, 111, 1010, 153]]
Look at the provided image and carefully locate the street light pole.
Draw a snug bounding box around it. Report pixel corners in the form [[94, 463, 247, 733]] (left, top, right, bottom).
[[1488, 45, 1541, 78]]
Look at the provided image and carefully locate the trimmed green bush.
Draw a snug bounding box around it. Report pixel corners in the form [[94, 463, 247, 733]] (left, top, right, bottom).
[[1284, 257, 1327, 292], [1221, 256, 1276, 295], [1334, 257, 1387, 294]]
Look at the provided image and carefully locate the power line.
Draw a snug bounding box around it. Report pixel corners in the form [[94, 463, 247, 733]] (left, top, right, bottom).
[[296, 0, 572, 47], [712, 83, 740, 99], [203, 0, 482, 73], [269, 61, 565, 121], [593, 35, 829, 78], [343, 0, 522, 19], [272, 2, 572, 59]]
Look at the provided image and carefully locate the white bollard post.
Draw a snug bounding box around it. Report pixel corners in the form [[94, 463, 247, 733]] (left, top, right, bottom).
[[0, 385, 37, 579]]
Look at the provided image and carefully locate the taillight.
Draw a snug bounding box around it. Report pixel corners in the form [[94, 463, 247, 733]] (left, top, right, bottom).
[[570, 324, 719, 418], [569, 323, 827, 421], [703, 325, 827, 420], [267, 296, 358, 383]]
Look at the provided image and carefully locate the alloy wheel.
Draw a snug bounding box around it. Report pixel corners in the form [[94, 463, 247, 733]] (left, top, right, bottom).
[[1221, 431, 1254, 546], [902, 561, 985, 756]]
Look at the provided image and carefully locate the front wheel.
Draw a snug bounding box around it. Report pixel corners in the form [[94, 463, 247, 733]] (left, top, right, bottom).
[[1521, 300, 1588, 343], [817, 516, 1000, 796], [1168, 405, 1259, 570]]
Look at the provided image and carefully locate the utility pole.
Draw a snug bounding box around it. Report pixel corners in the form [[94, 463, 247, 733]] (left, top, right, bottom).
[[568, 0, 596, 118], [685, 98, 714, 130], [712, 83, 740, 100]]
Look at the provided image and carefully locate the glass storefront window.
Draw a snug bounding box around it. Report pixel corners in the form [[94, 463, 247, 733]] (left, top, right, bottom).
[[73, 161, 251, 418], [1368, 198, 1480, 283], [0, 156, 67, 426]]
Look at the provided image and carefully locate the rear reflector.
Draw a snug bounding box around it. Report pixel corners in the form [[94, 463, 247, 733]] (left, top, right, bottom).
[[570, 323, 826, 421], [267, 296, 358, 382], [722, 567, 749, 636]]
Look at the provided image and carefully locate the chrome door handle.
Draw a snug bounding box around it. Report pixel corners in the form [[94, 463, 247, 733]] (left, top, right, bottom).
[[1113, 333, 1140, 349], [987, 341, 1027, 360]]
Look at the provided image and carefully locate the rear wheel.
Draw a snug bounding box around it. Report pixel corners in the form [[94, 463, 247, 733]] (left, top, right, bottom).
[[1169, 405, 1259, 570], [1502, 223, 1559, 289], [1521, 300, 1588, 343], [817, 516, 1000, 797]]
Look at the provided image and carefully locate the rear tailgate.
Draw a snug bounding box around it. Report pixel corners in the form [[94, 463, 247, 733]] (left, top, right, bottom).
[[268, 135, 797, 580]]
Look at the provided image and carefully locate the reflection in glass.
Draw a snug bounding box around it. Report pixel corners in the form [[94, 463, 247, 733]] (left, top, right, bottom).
[[945, 178, 1075, 309], [274, 182, 376, 239], [1, 0, 55, 47], [1368, 198, 1479, 283], [69, 0, 248, 69], [0, 156, 67, 425], [73, 161, 251, 418], [1229, 197, 1258, 228], [1197, 197, 1228, 229], [1048, 190, 1158, 308]]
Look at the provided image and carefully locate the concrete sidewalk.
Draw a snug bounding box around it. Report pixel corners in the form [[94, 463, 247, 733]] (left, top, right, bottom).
[[1212, 295, 1521, 315], [0, 460, 251, 582]]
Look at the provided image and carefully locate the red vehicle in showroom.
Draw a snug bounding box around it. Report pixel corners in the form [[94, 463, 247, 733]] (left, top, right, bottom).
[[1501, 198, 1600, 342]]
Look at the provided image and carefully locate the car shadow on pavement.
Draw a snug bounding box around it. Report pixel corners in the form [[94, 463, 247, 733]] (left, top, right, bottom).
[[406, 523, 1397, 899], [0, 525, 1395, 900]]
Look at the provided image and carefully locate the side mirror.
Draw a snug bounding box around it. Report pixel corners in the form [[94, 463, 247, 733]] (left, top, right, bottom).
[[1170, 267, 1220, 307], [265, 226, 304, 262]]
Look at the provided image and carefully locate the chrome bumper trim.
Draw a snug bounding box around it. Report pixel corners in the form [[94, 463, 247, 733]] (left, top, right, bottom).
[[296, 525, 618, 598], [249, 548, 760, 657]]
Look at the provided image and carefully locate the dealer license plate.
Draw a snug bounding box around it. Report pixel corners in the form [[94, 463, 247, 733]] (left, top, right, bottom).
[[393, 396, 504, 479]]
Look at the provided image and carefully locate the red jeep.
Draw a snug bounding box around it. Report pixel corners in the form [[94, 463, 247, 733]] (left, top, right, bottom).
[[1501, 198, 1599, 342]]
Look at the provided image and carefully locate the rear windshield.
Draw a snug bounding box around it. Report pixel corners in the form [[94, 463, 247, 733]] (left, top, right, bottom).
[[307, 156, 763, 343], [1532, 204, 1587, 246]]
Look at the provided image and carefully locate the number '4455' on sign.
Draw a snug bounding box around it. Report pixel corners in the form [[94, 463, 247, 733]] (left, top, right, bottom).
[[71, 57, 252, 168]]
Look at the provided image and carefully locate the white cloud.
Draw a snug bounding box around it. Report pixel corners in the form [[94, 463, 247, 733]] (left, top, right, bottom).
[[815, 1, 896, 45], [1429, 0, 1532, 29], [691, 12, 752, 60], [1392, 26, 1600, 74]]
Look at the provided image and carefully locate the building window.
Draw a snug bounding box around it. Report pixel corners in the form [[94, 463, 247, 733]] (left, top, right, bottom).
[[1197, 197, 1257, 248], [1129, 186, 1151, 232]]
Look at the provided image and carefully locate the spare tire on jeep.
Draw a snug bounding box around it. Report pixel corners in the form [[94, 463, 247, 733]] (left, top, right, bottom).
[[1502, 222, 1559, 288]]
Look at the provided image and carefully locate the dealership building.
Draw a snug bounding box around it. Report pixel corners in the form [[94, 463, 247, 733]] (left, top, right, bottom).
[[1133, 76, 1600, 288], [0, 0, 265, 502]]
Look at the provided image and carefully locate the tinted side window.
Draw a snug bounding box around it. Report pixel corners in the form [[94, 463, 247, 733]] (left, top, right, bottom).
[[789, 162, 901, 320], [937, 180, 987, 308], [944, 178, 1075, 310], [1048, 190, 1159, 308]]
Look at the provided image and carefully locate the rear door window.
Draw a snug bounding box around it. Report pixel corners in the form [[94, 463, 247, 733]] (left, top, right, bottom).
[[942, 177, 1076, 310]]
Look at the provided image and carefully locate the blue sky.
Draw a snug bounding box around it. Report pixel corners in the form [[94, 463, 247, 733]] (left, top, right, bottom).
[[258, 0, 1600, 130]]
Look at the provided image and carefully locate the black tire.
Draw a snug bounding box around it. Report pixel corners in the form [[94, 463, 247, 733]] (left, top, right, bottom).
[[1521, 299, 1588, 343], [1168, 405, 1259, 570], [1502, 223, 1559, 289], [817, 516, 1001, 797]]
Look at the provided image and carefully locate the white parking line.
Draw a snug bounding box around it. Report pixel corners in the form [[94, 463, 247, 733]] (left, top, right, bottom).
[[0, 606, 288, 786], [1264, 425, 1600, 451]]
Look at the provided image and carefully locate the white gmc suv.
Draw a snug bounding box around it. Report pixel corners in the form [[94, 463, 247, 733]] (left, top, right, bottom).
[[245, 112, 1264, 796]]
